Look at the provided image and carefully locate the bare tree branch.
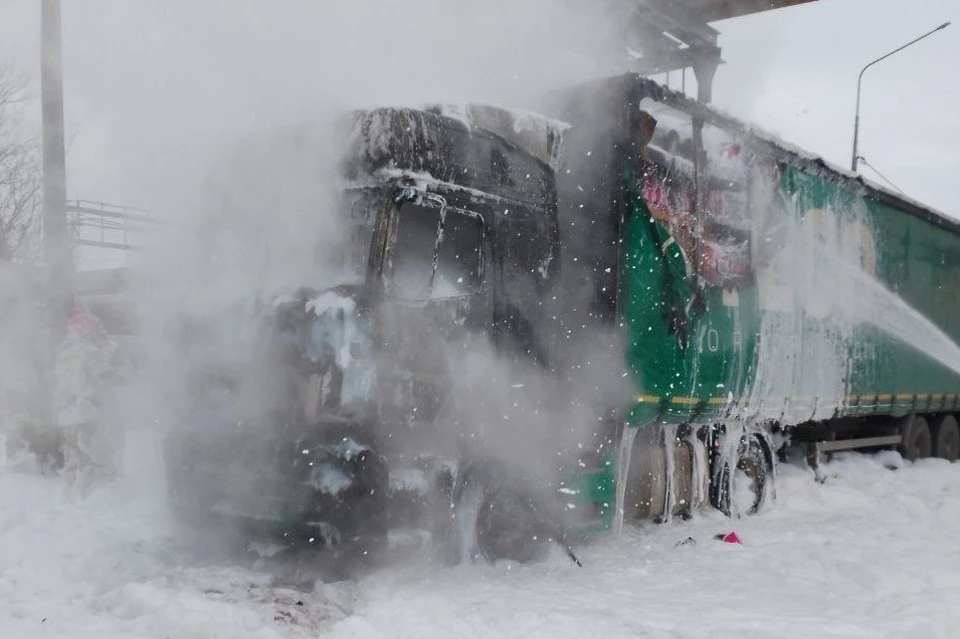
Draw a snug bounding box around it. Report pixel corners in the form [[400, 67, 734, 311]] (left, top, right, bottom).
[[0, 64, 41, 264]]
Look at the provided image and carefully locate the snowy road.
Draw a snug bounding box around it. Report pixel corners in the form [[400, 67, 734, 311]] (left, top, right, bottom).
[[2, 436, 960, 638]]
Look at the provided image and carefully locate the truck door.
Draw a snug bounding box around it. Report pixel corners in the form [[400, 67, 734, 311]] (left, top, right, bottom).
[[374, 189, 491, 425]]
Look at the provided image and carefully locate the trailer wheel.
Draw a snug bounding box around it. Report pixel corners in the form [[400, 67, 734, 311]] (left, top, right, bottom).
[[898, 415, 932, 461], [932, 415, 960, 462]]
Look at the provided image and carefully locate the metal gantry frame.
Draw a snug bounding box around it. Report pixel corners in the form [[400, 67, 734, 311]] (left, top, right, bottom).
[[617, 0, 817, 102]]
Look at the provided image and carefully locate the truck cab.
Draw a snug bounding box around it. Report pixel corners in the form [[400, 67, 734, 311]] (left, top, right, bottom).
[[164, 103, 574, 568]]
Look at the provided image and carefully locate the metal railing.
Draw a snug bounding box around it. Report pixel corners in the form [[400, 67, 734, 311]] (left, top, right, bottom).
[[66, 199, 160, 252]]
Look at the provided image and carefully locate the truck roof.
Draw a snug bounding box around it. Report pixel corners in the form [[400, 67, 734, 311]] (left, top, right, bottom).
[[421, 102, 569, 172], [342, 105, 558, 210]]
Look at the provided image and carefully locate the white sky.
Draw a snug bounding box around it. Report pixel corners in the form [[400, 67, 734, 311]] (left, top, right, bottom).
[[710, 0, 957, 216], [1, 0, 957, 222]]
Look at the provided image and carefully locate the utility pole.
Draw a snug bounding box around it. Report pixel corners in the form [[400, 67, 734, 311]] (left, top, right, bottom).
[[41, 0, 72, 337]]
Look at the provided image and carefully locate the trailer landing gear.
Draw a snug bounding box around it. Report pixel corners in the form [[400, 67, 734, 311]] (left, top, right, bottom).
[[802, 411, 960, 481]]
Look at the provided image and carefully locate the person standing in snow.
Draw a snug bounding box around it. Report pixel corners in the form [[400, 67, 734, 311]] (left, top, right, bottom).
[[53, 310, 126, 487]]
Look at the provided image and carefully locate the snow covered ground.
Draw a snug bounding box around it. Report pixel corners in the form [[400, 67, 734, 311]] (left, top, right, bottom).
[[2, 431, 960, 639]]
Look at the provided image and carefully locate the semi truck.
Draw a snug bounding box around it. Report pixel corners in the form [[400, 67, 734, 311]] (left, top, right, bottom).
[[163, 73, 960, 571]]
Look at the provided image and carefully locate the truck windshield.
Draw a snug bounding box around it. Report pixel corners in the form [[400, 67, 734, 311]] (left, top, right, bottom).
[[390, 200, 482, 300]]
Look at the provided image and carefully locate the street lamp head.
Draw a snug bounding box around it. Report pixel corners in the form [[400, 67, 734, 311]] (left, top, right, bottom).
[[937, 22, 951, 30]]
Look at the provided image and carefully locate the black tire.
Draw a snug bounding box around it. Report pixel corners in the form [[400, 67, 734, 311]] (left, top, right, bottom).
[[899, 414, 932, 461], [475, 485, 552, 564], [932, 415, 960, 462], [449, 461, 559, 565]]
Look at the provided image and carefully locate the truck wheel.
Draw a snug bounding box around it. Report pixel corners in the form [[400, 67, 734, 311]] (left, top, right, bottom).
[[475, 483, 554, 564], [932, 415, 959, 462], [449, 461, 556, 565], [898, 415, 932, 461]]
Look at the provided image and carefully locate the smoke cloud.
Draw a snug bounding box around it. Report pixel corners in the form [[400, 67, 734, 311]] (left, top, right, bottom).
[[52, 0, 638, 560]]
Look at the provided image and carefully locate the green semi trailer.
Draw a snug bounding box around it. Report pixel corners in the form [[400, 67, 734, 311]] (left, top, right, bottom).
[[164, 73, 960, 568], [554, 74, 960, 532]]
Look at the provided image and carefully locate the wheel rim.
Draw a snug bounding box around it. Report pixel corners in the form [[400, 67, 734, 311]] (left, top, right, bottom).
[[911, 417, 932, 460], [900, 415, 932, 461], [943, 434, 958, 461], [736, 452, 767, 515], [714, 434, 769, 517]]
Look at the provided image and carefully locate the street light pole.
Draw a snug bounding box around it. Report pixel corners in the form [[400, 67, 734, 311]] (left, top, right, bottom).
[[40, 0, 71, 334], [851, 21, 950, 173]]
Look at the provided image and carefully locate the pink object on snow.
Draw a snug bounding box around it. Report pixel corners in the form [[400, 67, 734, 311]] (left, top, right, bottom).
[[719, 532, 742, 544]]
